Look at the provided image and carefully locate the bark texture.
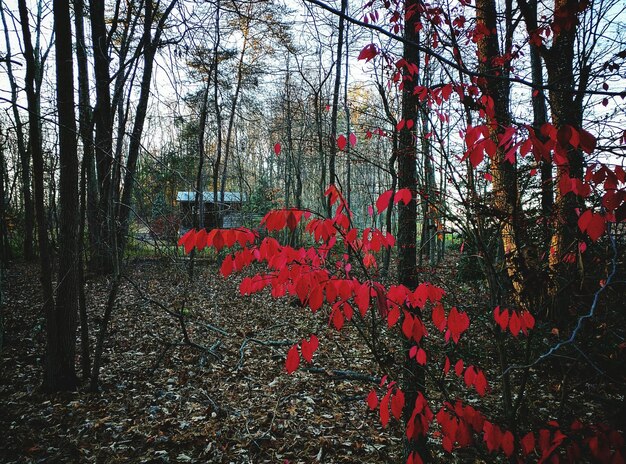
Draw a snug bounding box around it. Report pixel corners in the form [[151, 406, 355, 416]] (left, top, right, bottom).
[[46, 0, 80, 391]]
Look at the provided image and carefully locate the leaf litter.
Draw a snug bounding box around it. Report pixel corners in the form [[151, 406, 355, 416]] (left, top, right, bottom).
[[0, 260, 398, 463]]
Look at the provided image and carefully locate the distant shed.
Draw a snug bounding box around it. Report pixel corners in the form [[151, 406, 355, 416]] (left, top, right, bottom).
[[177, 191, 246, 229]]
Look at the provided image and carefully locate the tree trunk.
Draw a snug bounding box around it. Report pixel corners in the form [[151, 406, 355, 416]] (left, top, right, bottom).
[[528, 11, 553, 252], [117, 0, 178, 256], [544, 0, 585, 318], [1, 4, 34, 260], [398, 0, 426, 460], [17, 0, 55, 366], [0, 128, 10, 265], [189, 81, 211, 279], [46, 0, 80, 391], [74, 0, 93, 381], [375, 80, 398, 275], [211, 1, 223, 228], [518, 0, 587, 319], [328, 0, 346, 217], [221, 24, 249, 205], [89, 0, 115, 274]]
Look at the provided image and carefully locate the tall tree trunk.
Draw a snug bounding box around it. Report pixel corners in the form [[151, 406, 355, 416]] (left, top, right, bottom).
[[110, 6, 141, 224], [475, 0, 542, 421], [17, 0, 55, 358], [343, 19, 351, 210], [46, 0, 80, 391], [89, 0, 178, 391], [544, 0, 585, 318], [74, 0, 93, 381], [418, 66, 436, 267], [398, 0, 426, 460], [196, 82, 211, 231], [530, 38, 553, 257], [189, 81, 211, 279], [221, 23, 249, 205], [117, 0, 178, 257], [89, 0, 115, 274], [526, 0, 553, 247], [1, 4, 34, 260], [211, 1, 223, 228], [519, 0, 586, 318], [0, 128, 10, 265], [328, 0, 346, 217], [375, 80, 398, 275], [316, 90, 327, 213]]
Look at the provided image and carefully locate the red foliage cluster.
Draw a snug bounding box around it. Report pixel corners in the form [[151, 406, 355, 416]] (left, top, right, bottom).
[[179, 184, 625, 462], [493, 306, 536, 336]]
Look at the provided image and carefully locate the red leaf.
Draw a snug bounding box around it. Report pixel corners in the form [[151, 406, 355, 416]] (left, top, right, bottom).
[[285, 345, 300, 374], [213, 230, 224, 251], [380, 390, 391, 427], [494, 306, 509, 331], [300, 334, 319, 363], [337, 134, 347, 151], [358, 43, 378, 61], [539, 429, 551, 455], [286, 211, 298, 231], [308, 285, 323, 312], [355, 283, 370, 316], [194, 228, 208, 251], [447, 307, 469, 343], [402, 312, 414, 339], [332, 306, 345, 330], [522, 311, 535, 331], [391, 389, 405, 419], [220, 255, 234, 277], [521, 432, 535, 455], [474, 370, 488, 396], [579, 128, 597, 154], [454, 359, 464, 377], [387, 306, 401, 327], [483, 421, 503, 453], [273, 142, 281, 155], [394, 188, 412, 205], [464, 365, 476, 388], [349, 132, 357, 147], [367, 390, 378, 410], [343, 302, 354, 321], [416, 348, 427, 365], [443, 356, 451, 375], [502, 431, 515, 457], [432, 304, 447, 331], [376, 190, 394, 213], [509, 311, 522, 337], [178, 229, 196, 254], [578, 210, 606, 241], [469, 145, 484, 167]]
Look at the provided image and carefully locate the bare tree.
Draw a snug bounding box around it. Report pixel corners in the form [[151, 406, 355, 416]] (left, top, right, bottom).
[[46, 0, 80, 391]]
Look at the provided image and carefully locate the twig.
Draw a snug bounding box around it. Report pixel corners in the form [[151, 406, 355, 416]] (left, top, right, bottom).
[[150, 342, 173, 374], [123, 274, 226, 355], [303, 367, 380, 383], [238, 338, 295, 369], [206, 323, 230, 337]]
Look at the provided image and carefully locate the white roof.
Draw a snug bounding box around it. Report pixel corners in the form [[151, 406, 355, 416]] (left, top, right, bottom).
[[176, 191, 245, 203]]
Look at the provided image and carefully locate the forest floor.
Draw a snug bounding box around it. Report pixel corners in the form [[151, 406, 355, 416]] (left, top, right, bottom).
[[1, 254, 623, 463], [0, 258, 405, 464]]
